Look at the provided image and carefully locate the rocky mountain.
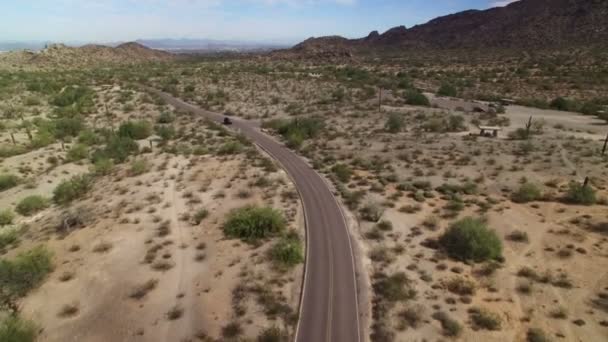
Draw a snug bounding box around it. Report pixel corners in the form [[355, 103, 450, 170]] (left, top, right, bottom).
[[282, 0, 608, 58], [0, 42, 172, 69]]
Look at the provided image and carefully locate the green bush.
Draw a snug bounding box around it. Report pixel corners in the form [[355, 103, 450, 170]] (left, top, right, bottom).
[[565, 182, 596, 205], [0, 246, 52, 298], [51, 86, 93, 108], [192, 209, 209, 225], [512, 183, 542, 203], [550, 97, 575, 111], [91, 158, 114, 176], [52, 174, 93, 205], [129, 159, 149, 176], [331, 163, 353, 183], [263, 117, 324, 149], [374, 272, 416, 302], [432, 311, 462, 337], [0, 315, 37, 342], [77, 129, 101, 146], [0, 209, 15, 226], [0, 228, 19, 250], [438, 83, 458, 97], [217, 141, 243, 155], [439, 217, 502, 262], [527, 328, 550, 342], [469, 307, 502, 330], [118, 120, 152, 140], [257, 326, 288, 342], [269, 232, 304, 268], [0, 145, 28, 158], [223, 206, 286, 242], [54, 117, 85, 139], [155, 125, 175, 141], [385, 113, 405, 133], [92, 135, 139, 163], [66, 144, 88, 162], [16, 196, 48, 216], [405, 90, 430, 106], [157, 112, 174, 124], [0, 174, 20, 192]]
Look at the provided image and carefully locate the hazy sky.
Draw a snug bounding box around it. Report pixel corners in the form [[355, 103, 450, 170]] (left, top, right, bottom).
[[1, 0, 519, 43]]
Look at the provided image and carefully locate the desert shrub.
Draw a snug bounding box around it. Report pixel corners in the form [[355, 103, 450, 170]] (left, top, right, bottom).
[[217, 141, 243, 155], [469, 307, 502, 330], [527, 328, 550, 342], [0, 174, 19, 192], [0, 228, 19, 251], [509, 128, 530, 140], [52, 174, 93, 205], [118, 120, 152, 140], [257, 326, 288, 342], [16, 196, 48, 216], [550, 97, 576, 111], [222, 322, 242, 338], [0, 315, 37, 342], [432, 311, 462, 337], [66, 144, 88, 162], [0, 209, 15, 226], [157, 112, 174, 124], [155, 125, 176, 141], [223, 206, 286, 241], [331, 163, 353, 183], [263, 117, 324, 149], [54, 117, 85, 139], [192, 209, 209, 225], [360, 202, 384, 222], [507, 230, 529, 243], [77, 129, 101, 146], [92, 135, 138, 163], [269, 232, 304, 268], [0, 246, 52, 298], [0, 145, 28, 158], [512, 183, 542, 203], [564, 182, 596, 205], [385, 113, 405, 133], [374, 272, 416, 302], [51, 85, 93, 110], [30, 130, 55, 148], [439, 217, 502, 262], [129, 159, 149, 176], [438, 83, 458, 97], [91, 158, 114, 176], [446, 277, 476, 296], [405, 90, 430, 106]]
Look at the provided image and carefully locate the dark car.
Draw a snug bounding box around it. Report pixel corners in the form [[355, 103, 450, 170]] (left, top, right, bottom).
[[223, 117, 233, 125]]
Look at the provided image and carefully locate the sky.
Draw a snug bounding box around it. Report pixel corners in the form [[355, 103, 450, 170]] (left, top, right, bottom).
[[0, 0, 519, 44]]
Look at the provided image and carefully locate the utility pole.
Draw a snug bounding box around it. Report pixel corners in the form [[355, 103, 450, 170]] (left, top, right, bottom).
[[602, 132, 608, 155]]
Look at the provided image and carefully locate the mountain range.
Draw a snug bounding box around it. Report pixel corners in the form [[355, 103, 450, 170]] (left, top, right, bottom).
[[282, 0, 608, 58]]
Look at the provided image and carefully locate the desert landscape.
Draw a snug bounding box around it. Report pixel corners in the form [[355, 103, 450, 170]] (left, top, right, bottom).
[[1, 0, 608, 341]]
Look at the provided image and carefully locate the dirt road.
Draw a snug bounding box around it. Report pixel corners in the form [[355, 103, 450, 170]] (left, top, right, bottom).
[[154, 90, 361, 342]]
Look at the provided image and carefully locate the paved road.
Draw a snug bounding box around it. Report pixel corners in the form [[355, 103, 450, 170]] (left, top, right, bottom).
[[153, 91, 361, 342]]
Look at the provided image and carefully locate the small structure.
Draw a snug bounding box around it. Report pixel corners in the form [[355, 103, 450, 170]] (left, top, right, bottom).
[[477, 125, 501, 138], [223, 117, 233, 125]]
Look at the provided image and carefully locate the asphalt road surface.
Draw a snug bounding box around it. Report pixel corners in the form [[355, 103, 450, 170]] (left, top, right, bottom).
[[154, 90, 360, 342]]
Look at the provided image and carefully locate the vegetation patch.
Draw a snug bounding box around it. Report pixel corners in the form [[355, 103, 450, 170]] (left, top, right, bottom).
[[269, 232, 304, 268], [223, 206, 286, 242], [53, 174, 93, 205], [0, 174, 20, 192], [439, 217, 502, 262], [16, 195, 49, 216]]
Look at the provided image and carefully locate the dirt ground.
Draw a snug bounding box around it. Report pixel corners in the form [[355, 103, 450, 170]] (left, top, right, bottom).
[[0, 82, 304, 341]]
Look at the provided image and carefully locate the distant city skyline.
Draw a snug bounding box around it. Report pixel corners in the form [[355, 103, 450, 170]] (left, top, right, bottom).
[[1, 0, 519, 44]]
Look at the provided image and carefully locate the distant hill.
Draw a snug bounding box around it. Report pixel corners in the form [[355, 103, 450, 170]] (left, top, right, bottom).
[[0, 42, 172, 69], [135, 39, 288, 53], [279, 0, 608, 58]]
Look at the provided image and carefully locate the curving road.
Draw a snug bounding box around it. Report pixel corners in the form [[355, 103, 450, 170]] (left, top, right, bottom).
[[153, 90, 361, 342]]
